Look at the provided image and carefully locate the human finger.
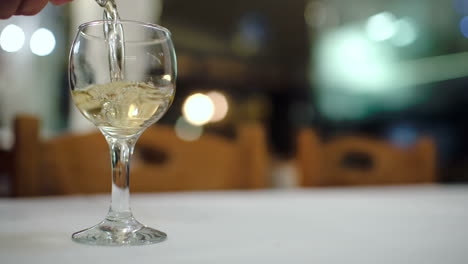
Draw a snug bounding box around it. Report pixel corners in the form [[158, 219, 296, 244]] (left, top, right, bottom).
[[16, 0, 49, 16], [49, 0, 73, 6], [0, 0, 22, 19]]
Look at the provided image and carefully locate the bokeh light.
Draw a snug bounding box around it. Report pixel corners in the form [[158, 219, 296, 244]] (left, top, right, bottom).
[[0, 24, 25, 53], [387, 124, 418, 148], [182, 93, 215, 125], [391, 18, 418, 47], [207, 91, 229, 122], [231, 13, 267, 57], [366, 12, 397, 41], [175, 116, 203, 141], [460, 16, 468, 38], [30, 28, 56, 56], [315, 25, 405, 121], [316, 28, 393, 93]]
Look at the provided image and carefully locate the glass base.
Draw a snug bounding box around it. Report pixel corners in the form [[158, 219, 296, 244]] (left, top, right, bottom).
[[72, 213, 167, 246]]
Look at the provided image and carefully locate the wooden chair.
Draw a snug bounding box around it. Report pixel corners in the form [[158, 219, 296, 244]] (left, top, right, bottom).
[[11, 115, 269, 196], [296, 128, 436, 187]]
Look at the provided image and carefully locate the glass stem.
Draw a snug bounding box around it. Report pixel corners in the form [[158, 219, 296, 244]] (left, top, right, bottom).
[[105, 135, 138, 219]]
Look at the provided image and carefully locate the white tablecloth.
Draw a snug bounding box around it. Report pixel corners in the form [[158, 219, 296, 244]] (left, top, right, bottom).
[[0, 185, 467, 264]]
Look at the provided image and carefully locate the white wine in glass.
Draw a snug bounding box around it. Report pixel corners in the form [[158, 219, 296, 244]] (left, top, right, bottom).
[[69, 20, 176, 246], [72, 81, 174, 137]]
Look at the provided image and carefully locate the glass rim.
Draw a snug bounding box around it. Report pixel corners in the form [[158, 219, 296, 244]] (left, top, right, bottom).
[[77, 19, 171, 40]]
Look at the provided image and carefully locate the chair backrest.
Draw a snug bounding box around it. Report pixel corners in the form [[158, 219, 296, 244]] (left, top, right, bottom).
[[12, 115, 269, 196], [296, 128, 436, 187]]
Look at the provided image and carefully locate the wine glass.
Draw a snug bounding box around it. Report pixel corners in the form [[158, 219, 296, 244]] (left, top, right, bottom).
[[69, 20, 176, 246]]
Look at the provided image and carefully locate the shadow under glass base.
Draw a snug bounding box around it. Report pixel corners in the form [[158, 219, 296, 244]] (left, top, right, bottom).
[[72, 213, 167, 246]]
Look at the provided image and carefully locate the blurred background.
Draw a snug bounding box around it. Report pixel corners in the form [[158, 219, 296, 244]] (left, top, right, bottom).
[[1, 0, 468, 196]]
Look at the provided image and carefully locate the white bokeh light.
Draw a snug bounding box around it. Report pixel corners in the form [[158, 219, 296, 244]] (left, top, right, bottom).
[[366, 12, 397, 42], [182, 93, 215, 126], [30, 28, 56, 56], [207, 91, 229, 122], [0, 24, 25, 53], [391, 18, 417, 47]]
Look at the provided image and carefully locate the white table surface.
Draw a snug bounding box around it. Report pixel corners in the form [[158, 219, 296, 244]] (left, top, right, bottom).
[[0, 185, 467, 264]]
